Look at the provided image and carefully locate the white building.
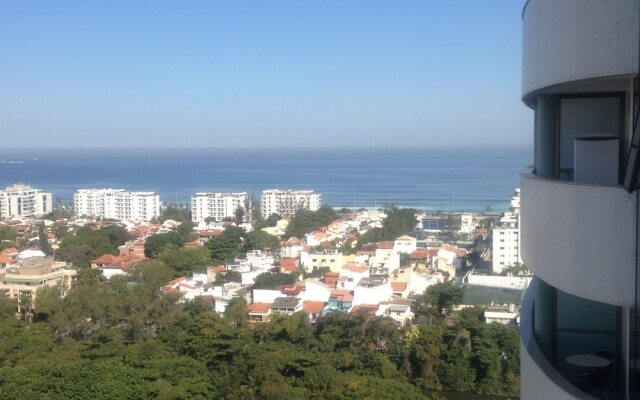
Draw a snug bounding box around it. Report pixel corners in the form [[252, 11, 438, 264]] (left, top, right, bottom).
[[74, 189, 160, 222], [519, 1, 640, 398], [261, 189, 321, 218], [191, 192, 247, 222], [492, 212, 520, 274], [0, 184, 52, 220]]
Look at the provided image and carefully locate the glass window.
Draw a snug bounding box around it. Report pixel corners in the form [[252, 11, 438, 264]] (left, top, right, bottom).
[[559, 97, 621, 178]]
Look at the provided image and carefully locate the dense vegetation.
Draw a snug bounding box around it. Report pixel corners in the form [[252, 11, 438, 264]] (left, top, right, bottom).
[[284, 206, 338, 239], [358, 206, 418, 246], [0, 272, 519, 399], [57, 225, 131, 268]]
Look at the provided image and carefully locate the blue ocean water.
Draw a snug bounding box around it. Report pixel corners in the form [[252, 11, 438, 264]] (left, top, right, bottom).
[[0, 146, 531, 212]]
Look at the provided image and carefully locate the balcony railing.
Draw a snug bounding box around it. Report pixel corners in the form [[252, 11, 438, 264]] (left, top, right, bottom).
[[520, 169, 637, 308]]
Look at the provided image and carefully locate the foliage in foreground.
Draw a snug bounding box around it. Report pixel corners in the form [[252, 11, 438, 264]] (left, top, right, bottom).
[[0, 269, 519, 400]]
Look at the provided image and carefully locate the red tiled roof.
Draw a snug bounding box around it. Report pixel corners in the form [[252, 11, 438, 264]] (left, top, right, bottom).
[[391, 281, 408, 291], [208, 265, 225, 273], [342, 263, 368, 273], [411, 249, 435, 260], [377, 241, 394, 250], [330, 289, 353, 302], [165, 276, 187, 287], [356, 250, 374, 256], [303, 301, 326, 313], [248, 302, 271, 313]]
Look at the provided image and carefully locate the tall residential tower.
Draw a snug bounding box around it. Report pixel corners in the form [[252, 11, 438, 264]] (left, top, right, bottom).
[[520, 0, 640, 398]]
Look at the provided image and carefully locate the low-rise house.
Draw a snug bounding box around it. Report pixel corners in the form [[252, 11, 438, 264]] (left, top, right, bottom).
[[391, 281, 410, 298], [246, 250, 275, 270], [302, 301, 326, 323], [207, 265, 226, 283], [91, 253, 148, 279], [248, 302, 271, 323], [0, 247, 18, 267], [484, 304, 520, 325], [394, 235, 417, 254], [323, 289, 353, 315], [281, 237, 304, 258], [305, 249, 344, 273], [353, 278, 393, 306], [302, 279, 331, 302], [338, 263, 369, 290], [279, 257, 298, 273], [381, 302, 414, 326], [270, 297, 302, 316]]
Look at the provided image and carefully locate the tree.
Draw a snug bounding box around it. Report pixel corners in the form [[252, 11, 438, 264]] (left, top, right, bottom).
[[246, 230, 279, 251], [224, 297, 248, 329], [207, 227, 245, 263], [418, 282, 465, 319], [284, 206, 338, 239], [38, 224, 53, 256], [253, 272, 297, 289], [215, 270, 242, 284], [0, 224, 18, 243], [144, 231, 186, 258], [256, 213, 281, 229], [159, 247, 211, 276], [234, 206, 245, 225]]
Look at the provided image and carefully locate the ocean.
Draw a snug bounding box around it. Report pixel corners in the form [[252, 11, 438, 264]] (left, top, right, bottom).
[[0, 146, 531, 212]]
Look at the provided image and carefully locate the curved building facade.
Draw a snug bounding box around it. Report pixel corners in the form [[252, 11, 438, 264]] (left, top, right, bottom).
[[520, 0, 640, 399]]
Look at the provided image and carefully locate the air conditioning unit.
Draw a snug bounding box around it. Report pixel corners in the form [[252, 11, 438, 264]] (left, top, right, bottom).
[[574, 136, 619, 185]]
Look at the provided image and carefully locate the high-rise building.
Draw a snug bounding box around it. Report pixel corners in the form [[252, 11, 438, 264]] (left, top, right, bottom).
[[74, 189, 160, 222], [520, 1, 640, 398], [0, 184, 52, 220], [261, 189, 321, 219], [191, 192, 248, 222]]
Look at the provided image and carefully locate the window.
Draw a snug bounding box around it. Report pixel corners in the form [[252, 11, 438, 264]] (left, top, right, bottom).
[[559, 96, 622, 180]]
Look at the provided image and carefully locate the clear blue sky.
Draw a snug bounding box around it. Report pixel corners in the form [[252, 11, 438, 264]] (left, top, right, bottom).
[[0, 1, 531, 148]]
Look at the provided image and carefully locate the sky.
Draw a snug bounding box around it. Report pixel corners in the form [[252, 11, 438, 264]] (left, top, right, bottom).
[[0, 1, 531, 148]]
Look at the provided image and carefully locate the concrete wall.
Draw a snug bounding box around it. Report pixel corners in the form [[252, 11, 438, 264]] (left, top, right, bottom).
[[521, 171, 636, 307], [522, 0, 639, 97]]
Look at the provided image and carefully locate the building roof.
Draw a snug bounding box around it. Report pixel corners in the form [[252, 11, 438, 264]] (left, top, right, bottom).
[[377, 241, 394, 250], [248, 302, 272, 314], [279, 257, 298, 272], [341, 263, 369, 273], [303, 301, 326, 314], [410, 249, 436, 260], [208, 265, 225, 273], [330, 289, 354, 302], [395, 235, 416, 241], [271, 297, 301, 309], [391, 281, 408, 291]]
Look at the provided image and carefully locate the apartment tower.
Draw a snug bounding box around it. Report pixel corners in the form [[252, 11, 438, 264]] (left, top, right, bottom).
[[520, 0, 640, 398]]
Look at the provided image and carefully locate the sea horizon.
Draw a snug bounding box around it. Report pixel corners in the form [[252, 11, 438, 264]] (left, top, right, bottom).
[[0, 145, 531, 212]]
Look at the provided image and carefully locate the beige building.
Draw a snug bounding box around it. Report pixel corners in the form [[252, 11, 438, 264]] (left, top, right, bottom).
[[0, 257, 77, 306]]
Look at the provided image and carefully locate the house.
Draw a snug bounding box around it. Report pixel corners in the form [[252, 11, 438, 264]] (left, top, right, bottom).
[[279, 257, 298, 273], [338, 263, 369, 290], [484, 304, 519, 326], [302, 301, 326, 323], [91, 253, 148, 279], [207, 265, 225, 283], [270, 297, 302, 316], [248, 302, 271, 323], [281, 237, 304, 258], [353, 278, 393, 306], [323, 289, 353, 315], [0, 247, 18, 267], [391, 281, 409, 298], [393, 235, 417, 254], [382, 302, 414, 326]]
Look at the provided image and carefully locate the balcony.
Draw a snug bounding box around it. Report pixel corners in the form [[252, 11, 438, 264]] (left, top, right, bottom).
[[520, 169, 636, 307], [521, 279, 607, 400]]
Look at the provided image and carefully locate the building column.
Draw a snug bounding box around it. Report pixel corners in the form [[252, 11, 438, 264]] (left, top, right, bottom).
[[534, 95, 558, 179]]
